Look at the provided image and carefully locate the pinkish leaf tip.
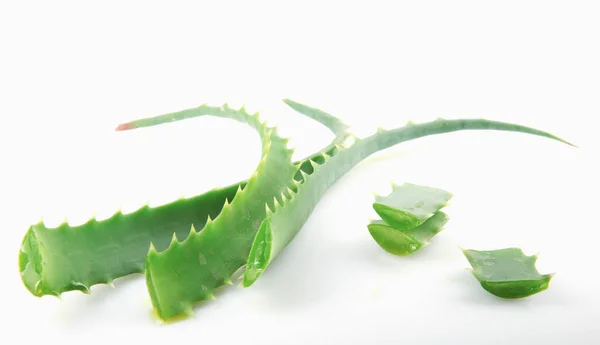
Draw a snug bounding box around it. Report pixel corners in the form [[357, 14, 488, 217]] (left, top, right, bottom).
[[115, 123, 133, 131]]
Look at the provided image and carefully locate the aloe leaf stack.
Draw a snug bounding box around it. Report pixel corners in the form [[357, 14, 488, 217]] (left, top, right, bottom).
[[367, 183, 452, 256]]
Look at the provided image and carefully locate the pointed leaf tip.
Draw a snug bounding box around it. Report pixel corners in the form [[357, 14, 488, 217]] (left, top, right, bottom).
[[115, 123, 133, 131]]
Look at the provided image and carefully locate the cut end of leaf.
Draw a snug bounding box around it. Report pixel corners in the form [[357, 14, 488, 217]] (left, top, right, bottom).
[[367, 222, 423, 256], [372, 204, 421, 231], [19, 228, 46, 297], [149, 303, 195, 324], [243, 219, 273, 287]]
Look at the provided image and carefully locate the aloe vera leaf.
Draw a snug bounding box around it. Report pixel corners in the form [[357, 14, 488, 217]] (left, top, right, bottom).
[[367, 211, 449, 256], [243, 118, 572, 286], [462, 248, 554, 298], [143, 107, 300, 321], [373, 182, 453, 231], [19, 101, 350, 298], [19, 184, 238, 297]]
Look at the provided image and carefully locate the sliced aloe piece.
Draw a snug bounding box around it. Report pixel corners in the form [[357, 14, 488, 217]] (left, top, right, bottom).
[[373, 182, 453, 231], [462, 247, 554, 299], [368, 211, 449, 256]]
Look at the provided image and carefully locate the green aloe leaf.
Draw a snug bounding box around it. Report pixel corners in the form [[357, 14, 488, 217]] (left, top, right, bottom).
[[462, 247, 554, 299], [367, 211, 449, 256], [373, 182, 453, 231]]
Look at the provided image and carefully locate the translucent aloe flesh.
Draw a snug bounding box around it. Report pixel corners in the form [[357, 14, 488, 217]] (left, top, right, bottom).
[[367, 211, 449, 256], [17, 99, 573, 322], [462, 248, 554, 298]]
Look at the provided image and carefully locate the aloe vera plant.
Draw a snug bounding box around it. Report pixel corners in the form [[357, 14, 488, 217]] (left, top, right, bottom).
[[462, 248, 554, 298], [18, 99, 572, 322]]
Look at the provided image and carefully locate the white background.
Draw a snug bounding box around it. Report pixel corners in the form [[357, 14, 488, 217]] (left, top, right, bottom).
[[1, 1, 599, 344]]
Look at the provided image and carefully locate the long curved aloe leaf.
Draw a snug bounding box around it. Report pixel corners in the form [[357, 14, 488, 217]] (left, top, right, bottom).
[[243, 118, 573, 287], [19, 101, 351, 298], [462, 247, 554, 298]]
